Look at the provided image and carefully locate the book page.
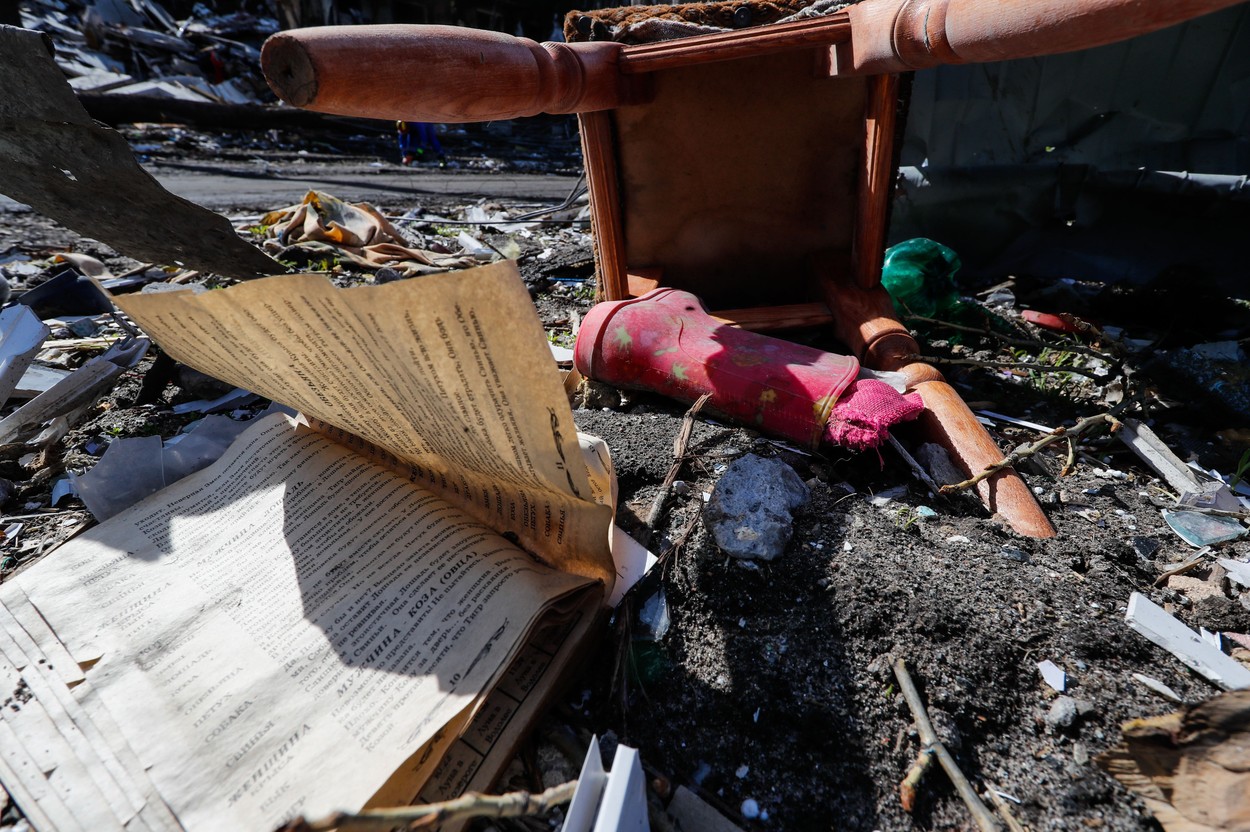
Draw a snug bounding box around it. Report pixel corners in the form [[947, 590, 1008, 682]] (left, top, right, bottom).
[[14, 413, 600, 831], [110, 264, 615, 588]]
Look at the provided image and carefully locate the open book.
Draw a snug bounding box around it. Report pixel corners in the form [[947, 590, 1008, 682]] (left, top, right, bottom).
[[0, 262, 619, 830]]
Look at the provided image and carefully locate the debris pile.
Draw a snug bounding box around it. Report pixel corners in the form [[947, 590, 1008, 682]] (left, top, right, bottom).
[[20, 0, 279, 106], [0, 115, 1249, 832]]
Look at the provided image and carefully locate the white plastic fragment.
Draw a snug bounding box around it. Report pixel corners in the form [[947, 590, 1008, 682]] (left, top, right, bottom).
[[0, 305, 50, 406], [1125, 592, 1250, 690], [1218, 557, 1250, 589], [1131, 672, 1183, 703], [565, 737, 650, 832], [1037, 660, 1067, 692]]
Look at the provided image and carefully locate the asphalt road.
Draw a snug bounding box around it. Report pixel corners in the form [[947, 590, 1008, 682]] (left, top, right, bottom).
[[0, 161, 582, 214]]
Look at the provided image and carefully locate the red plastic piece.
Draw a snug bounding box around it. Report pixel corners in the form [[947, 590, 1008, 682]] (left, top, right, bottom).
[[1022, 309, 1082, 333]]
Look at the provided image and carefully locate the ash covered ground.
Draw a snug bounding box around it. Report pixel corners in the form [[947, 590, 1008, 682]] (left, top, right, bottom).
[[2, 120, 1249, 832]]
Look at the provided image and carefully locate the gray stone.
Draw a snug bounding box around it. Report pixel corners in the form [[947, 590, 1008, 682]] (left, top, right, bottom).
[[703, 454, 809, 560], [1045, 695, 1079, 730], [917, 443, 966, 486]]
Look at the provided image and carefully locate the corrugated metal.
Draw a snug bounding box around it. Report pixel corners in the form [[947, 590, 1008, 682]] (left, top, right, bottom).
[[890, 4, 1250, 293], [901, 4, 1250, 173]]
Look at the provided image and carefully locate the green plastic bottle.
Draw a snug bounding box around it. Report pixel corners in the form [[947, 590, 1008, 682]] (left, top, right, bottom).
[[880, 238, 962, 318]]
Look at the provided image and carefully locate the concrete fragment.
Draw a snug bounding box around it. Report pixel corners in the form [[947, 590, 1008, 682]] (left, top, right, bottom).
[[703, 454, 808, 560], [917, 442, 966, 486], [1046, 695, 1079, 730]]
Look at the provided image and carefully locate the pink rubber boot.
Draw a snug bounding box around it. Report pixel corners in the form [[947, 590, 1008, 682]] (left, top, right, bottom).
[[574, 289, 924, 451]]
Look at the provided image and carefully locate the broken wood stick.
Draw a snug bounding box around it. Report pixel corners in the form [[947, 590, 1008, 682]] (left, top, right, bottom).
[[277, 780, 578, 831], [940, 411, 1123, 495], [982, 784, 1028, 832], [887, 435, 942, 499], [1152, 551, 1210, 588], [893, 659, 1000, 831], [918, 353, 1104, 381], [643, 392, 712, 539]]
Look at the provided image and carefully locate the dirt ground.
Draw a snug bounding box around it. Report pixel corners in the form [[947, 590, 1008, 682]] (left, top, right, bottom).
[[1, 122, 1249, 832]]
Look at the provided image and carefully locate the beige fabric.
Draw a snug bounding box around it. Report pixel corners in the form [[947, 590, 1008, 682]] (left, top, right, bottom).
[[260, 190, 479, 276]]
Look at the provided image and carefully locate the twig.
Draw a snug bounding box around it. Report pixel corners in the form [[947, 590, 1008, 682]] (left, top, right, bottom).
[[903, 313, 1119, 365], [983, 784, 1028, 832], [939, 411, 1124, 495], [916, 354, 1102, 380], [1153, 551, 1210, 587], [643, 394, 712, 537], [893, 659, 1000, 831], [899, 747, 936, 811], [1057, 313, 1131, 359], [278, 781, 578, 831], [1060, 437, 1076, 478], [886, 435, 942, 499]]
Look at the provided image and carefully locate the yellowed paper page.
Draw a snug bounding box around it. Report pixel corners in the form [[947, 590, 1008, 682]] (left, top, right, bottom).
[[0, 585, 183, 831], [17, 414, 596, 830], [112, 264, 614, 587]]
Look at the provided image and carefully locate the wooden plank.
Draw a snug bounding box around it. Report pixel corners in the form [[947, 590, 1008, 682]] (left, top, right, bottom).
[[625, 269, 662, 297], [710, 302, 833, 332], [853, 71, 899, 289], [1126, 592, 1250, 691], [618, 14, 851, 75], [613, 52, 865, 310], [578, 111, 629, 302]]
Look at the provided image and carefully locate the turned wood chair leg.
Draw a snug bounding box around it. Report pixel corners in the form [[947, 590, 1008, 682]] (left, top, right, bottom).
[[821, 274, 1056, 539]]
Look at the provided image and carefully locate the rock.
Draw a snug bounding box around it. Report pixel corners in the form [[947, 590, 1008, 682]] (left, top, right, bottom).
[[703, 454, 808, 560], [740, 798, 760, 820], [1000, 546, 1031, 563], [1167, 574, 1224, 603], [1046, 695, 1080, 730], [917, 443, 966, 486], [177, 365, 236, 400], [575, 379, 622, 410]]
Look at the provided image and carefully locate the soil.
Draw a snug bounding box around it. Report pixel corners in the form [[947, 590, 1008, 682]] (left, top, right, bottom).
[[2, 122, 1249, 832]]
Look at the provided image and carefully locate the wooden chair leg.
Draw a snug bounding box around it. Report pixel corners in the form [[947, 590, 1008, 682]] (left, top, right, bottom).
[[821, 274, 1056, 538]]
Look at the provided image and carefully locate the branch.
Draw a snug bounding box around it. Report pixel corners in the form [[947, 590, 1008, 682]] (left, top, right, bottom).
[[939, 411, 1124, 495], [983, 783, 1028, 832], [644, 393, 712, 535], [893, 660, 1000, 831], [916, 354, 1103, 381], [887, 435, 943, 499], [904, 312, 1119, 365], [277, 781, 579, 831]]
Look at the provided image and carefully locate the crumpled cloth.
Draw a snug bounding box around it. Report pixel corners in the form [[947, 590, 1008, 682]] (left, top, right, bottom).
[[826, 377, 924, 451], [259, 191, 479, 276]]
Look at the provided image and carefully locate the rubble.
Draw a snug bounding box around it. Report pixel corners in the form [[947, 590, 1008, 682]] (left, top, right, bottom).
[[703, 454, 809, 561], [0, 75, 1248, 832]]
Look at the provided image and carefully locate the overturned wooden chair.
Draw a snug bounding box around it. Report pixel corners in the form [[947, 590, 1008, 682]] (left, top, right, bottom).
[[260, 0, 1243, 538]]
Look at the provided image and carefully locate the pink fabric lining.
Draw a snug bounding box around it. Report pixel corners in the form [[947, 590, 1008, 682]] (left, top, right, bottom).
[[825, 378, 924, 451]]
